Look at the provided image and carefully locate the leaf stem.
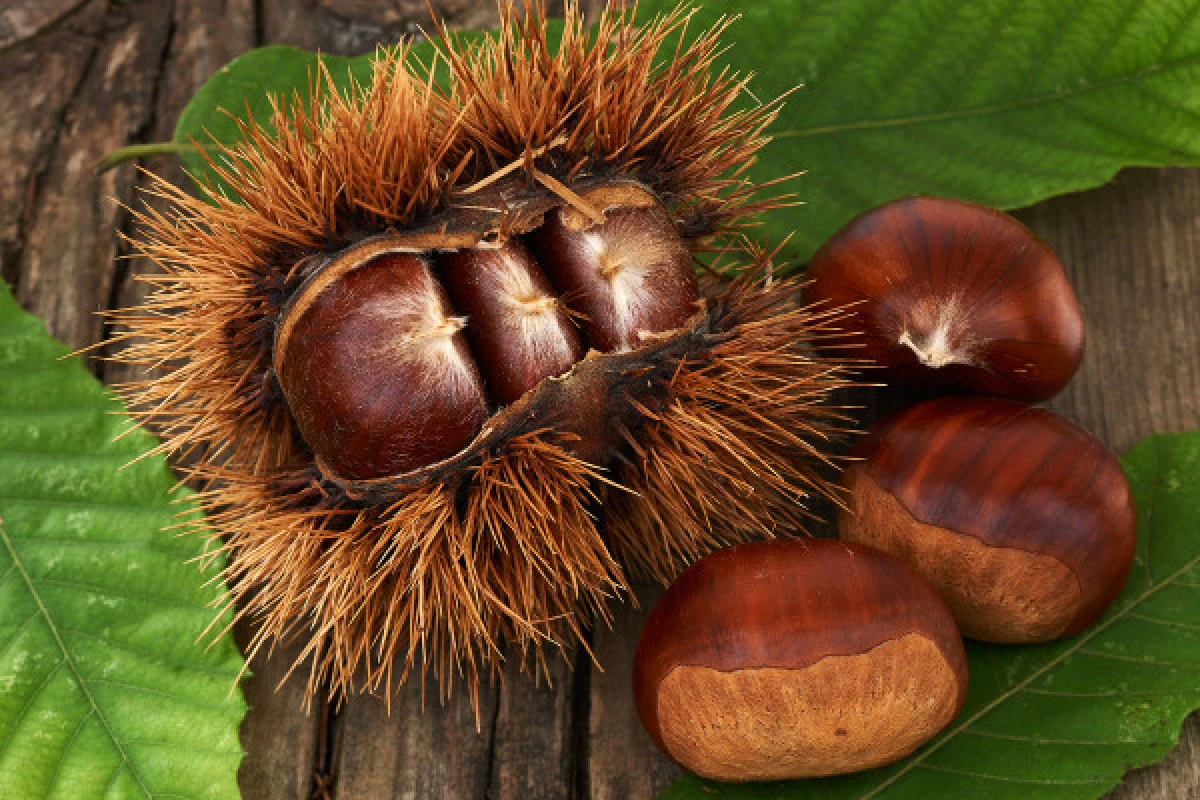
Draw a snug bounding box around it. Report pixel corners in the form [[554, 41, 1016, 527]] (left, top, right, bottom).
[[96, 142, 201, 173]]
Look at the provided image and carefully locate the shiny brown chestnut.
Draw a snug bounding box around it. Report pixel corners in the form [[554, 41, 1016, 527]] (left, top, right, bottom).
[[275, 251, 489, 480], [273, 185, 701, 482], [805, 196, 1084, 401], [439, 240, 583, 405], [526, 185, 698, 352], [839, 396, 1137, 643], [633, 539, 968, 782]]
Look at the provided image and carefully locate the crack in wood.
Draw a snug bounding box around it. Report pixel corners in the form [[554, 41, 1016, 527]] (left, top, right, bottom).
[[3, 1, 104, 304], [0, 0, 93, 52], [100, 0, 178, 383]]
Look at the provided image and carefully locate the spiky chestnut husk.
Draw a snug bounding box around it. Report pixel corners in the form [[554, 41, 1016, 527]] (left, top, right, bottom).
[[108, 1, 859, 710]]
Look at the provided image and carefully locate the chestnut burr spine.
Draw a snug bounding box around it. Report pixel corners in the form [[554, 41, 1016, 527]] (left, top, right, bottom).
[[108, 0, 836, 710]]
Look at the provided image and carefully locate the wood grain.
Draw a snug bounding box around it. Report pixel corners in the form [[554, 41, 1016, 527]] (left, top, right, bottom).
[[585, 582, 686, 800], [235, 629, 324, 800], [486, 651, 580, 799], [7, 0, 165, 351], [334, 673, 499, 799], [1, 0, 1197, 797]]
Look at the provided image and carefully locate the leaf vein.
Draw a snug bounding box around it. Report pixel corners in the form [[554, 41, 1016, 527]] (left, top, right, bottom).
[[858, 549, 1200, 798], [34, 578, 215, 612], [1077, 648, 1200, 668], [774, 52, 1200, 140], [916, 762, 1111, 785], [0, 524, 154, 799], [87, 678, 245, 716], [962, 728, 1160, 746], [1125, 611, 1200, 631]]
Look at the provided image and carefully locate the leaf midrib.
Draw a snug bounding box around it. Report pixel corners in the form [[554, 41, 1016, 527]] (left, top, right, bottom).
[[774, 52, 1200, 140], [859, 548, 1200, 799], [0, 522, 154, 799]]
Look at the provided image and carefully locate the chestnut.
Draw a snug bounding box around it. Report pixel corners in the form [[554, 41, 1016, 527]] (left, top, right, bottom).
[[526, 184, 699, 352], [838, 396, 1137, 643], [273, 185, 703, 482], [439, 240, 583, 405], [633, 539, 967, 782], [805, 196, 1084, 401], [275, 251, 489, 480]]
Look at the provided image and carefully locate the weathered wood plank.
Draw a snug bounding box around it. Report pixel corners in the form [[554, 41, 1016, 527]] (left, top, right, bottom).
[[1022, 169, 1200, 452], [487, 651, 580, 799], [0, 0, 92, 49], [335, 674, 500, 798], [260, 0, 513, 51], [236, 631, 325, 800], [14, 0, 170, 351], [0, 0, 102, 293], [332, 647, 580, 798], [585, 581, 685, 800]]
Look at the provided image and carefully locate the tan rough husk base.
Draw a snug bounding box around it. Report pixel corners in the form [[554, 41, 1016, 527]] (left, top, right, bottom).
[[655, 634, 963, 781], [840, 469, 1082, 642]]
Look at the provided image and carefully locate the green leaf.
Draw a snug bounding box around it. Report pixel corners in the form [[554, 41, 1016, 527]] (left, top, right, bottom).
[[660, 430, 1200, 799], [633, 0, 1200, 261], [0, 281, 246, 799], [173, 45, 373, 197]]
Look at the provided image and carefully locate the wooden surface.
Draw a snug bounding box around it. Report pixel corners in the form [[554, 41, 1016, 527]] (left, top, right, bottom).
[[2, 1, 1198, 798]]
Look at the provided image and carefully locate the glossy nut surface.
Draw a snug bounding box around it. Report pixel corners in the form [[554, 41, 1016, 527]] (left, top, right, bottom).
[[805, 196, 1084, 401], [439, 240, 583, 405], [276, 252, 489, 479], [633, 538, 967, 782], [526, 188, 698, 352], [275, 185, 701, 480], [839, 396, 1137, 643]]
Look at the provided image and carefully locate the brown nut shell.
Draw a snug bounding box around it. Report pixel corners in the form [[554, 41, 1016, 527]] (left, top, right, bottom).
[[839, 396, 1137, 642], [633, 538, 968, 782], [275, 252, 489, 479], [805, 196, 1084, 401], [439, 240, 583, 406], [527, 186, 698, 352]]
